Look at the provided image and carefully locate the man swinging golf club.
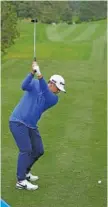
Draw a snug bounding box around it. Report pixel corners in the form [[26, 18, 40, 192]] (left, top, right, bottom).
[[9, 61, 66, 190]]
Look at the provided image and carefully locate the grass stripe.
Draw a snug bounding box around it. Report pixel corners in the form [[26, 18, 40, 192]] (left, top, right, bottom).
[[74, 23, 99, 41]]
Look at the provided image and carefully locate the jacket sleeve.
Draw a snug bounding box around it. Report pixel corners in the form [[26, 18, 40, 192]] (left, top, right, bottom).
[[39, 77, 49, 94], [44, 92, 58, 112], [39, 77, 58, 110], [21, 73, 35, 91]]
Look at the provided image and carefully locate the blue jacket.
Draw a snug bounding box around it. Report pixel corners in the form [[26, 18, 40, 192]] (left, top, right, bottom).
[[9, 73, 58, 128]]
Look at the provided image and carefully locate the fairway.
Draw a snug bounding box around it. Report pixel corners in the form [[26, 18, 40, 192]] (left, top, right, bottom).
[[1, 20, 107, 207]]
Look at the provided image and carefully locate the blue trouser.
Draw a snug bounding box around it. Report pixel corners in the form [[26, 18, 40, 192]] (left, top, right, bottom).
[[9, 121, 44, 181]]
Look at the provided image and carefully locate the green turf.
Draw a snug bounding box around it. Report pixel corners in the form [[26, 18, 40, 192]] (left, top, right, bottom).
[[1, 20, 107, 207]]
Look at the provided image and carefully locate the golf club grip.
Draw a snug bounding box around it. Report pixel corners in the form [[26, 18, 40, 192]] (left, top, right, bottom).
[[34, 57, 36, 61]]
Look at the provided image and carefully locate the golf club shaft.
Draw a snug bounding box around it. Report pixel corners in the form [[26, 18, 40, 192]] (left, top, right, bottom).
[[34, 22, 36, 61]]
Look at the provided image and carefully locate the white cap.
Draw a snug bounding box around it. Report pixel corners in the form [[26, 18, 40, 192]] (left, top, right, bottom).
[[50, 74, 66, 92]]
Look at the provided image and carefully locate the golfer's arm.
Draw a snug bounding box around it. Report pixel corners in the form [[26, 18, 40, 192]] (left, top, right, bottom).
[[21, 73, 34, 91], [38, 75, 48, 93]]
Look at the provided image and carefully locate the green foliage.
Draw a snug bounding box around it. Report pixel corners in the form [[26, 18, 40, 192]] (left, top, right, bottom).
[[1, 1, 19, 53], [13, 1, 107, 25], [60, 6, 72, 24], [13, 1, 73, 24], [1, 1, 107, 53], [79, 1, 107, 22]]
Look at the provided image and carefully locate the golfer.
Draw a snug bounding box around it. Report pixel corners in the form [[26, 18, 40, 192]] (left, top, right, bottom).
[[9, 62, 66, 190]]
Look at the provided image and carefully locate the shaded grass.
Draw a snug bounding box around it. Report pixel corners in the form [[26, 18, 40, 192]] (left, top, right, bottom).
[[3, 40, 92, 61]]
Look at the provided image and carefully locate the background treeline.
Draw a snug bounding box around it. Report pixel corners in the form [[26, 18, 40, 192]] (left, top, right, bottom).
[[1, 1, 107, 53], [13, 1, 107, 23]]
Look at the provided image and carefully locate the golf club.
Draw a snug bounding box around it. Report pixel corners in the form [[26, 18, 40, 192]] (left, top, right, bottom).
[[31, 19, 38, 61]]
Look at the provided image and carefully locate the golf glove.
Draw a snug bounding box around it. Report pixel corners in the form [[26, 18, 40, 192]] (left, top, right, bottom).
[[32, 62, 41, 76]]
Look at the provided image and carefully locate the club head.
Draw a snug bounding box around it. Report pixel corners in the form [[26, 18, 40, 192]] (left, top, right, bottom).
[[31, 19, 38, 23]]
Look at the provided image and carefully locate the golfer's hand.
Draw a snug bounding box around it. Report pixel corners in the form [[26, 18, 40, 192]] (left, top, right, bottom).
[[32, 62, 41, 76]]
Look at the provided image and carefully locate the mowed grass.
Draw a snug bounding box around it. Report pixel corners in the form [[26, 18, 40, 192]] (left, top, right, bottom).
[[1, 20, 107, 207]]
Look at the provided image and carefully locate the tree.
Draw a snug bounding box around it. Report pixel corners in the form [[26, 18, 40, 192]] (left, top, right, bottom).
[[79, 1, 107, 22], [1, 1, 19, 53], [61, 6, 72, 24], [13, 1, 73, 24]]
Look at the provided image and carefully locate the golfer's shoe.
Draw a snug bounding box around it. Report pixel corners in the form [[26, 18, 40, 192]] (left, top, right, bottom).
[[26, 172, 39, 182], [16, 179, 38, 190]]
